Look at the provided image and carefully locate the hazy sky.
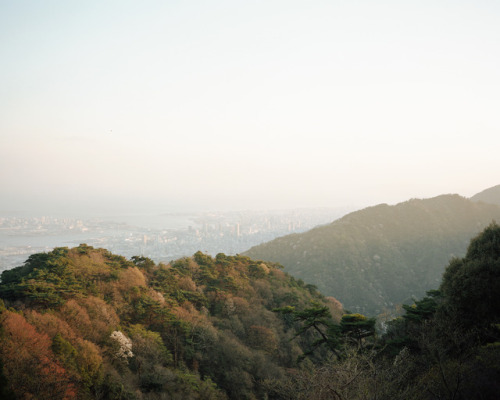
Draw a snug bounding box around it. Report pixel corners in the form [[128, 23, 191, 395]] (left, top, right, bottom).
[[1, 1, 499, 214]]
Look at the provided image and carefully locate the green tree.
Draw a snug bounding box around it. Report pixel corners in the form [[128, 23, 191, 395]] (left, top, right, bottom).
[[340, 313, 376, 350], [275, 302, 342, 359], [52, 333, 78, 368], [440, 222, 500, 335], [131, 256, 155, 273]]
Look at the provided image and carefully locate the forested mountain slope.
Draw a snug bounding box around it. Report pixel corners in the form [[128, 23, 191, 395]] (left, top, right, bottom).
[[0, 245, 342, 400], [268, 223, 500, 399], [2, 226, 500, 399], [470, 184, 500, 206], [244, 194, 500, 315]]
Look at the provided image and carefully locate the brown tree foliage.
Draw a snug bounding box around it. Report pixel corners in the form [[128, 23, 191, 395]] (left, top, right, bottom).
[[0, 311, 76, 400], [59, 296, 119, 342]]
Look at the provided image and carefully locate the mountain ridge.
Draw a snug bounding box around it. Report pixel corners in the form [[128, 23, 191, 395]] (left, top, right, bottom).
[[470, 184, 500, 206], [243, 193, 500, 315]]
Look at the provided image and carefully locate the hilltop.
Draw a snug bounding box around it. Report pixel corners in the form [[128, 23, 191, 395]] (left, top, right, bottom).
[[470, 184, 500, 206], [244, 194, 500, 315], [0, 245, 342, 399]]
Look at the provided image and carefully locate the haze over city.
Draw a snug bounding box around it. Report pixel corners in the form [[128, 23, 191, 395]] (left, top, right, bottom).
[[1, 1, 499, 215]]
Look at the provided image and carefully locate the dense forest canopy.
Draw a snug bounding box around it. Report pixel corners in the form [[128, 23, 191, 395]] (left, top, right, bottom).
[[0, 245, 344, 399], [244, 194, 500, 315], [1, 223, 500, 399]]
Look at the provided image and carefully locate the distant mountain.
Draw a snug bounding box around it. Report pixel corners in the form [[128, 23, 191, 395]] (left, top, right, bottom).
[[470, 184, 500, 206], [243, 194, 500, 315]]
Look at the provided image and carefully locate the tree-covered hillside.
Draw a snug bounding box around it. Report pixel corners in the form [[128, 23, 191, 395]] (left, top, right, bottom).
[[267, 223, 500, 399], [244, 194, 500, 315], [1, 224, 500, 399], [0, 245, 342, 400]]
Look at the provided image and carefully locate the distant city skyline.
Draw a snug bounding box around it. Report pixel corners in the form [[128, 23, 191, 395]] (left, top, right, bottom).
[[0, 207, 347, 272], [1, 1, 499, 215]]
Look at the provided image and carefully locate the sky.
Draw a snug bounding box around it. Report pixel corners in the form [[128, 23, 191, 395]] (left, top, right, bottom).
[[1, 0, 499, 215]]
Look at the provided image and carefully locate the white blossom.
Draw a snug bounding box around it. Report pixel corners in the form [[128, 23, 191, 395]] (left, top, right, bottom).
[[110, 330, 133, 361]]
